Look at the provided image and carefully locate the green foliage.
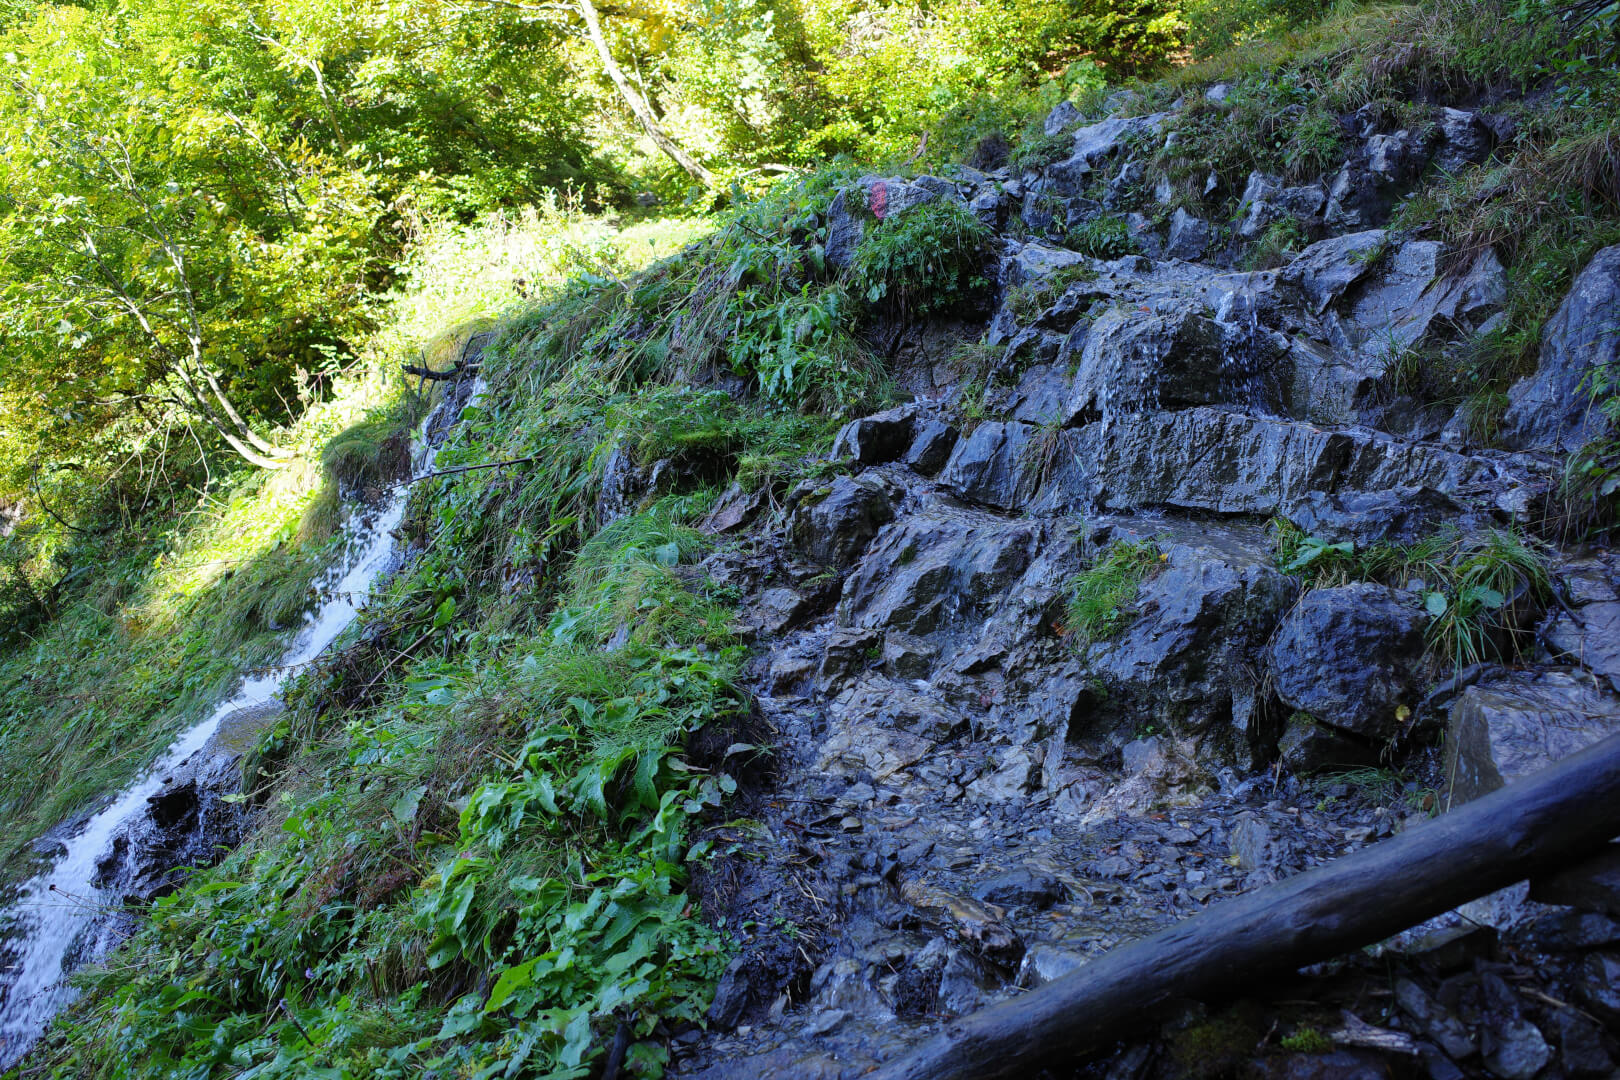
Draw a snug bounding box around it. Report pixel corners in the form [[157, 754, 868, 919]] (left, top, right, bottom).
[[1005, 262, 1100, 323], [1272, 519, 1552, 668], [1064, 538, 1165, 646], [1241, 215, 1307, 269], [1279, 1026, 1335, 1053], [1066, 215, 1143, 258], [847, 199, 993, 316]]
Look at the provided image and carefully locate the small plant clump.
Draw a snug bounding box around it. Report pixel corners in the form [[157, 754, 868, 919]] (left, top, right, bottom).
[[1065, 538, 1167, 646], [1066, 215, 1142, 259], [1279, 1026, 1335, 1053], [1271, 519, 1552, 667], [847, 198, 994, 317]]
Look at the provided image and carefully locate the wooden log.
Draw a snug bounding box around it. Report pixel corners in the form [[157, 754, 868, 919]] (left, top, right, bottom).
[[871, 731, 1620, 1080]]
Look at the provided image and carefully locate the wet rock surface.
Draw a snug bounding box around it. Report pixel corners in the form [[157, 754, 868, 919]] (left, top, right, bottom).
[[665, 94, 1620, 1078]]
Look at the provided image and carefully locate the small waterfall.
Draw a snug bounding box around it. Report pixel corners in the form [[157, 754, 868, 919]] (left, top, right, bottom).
[[0, 379, 481, 1069]]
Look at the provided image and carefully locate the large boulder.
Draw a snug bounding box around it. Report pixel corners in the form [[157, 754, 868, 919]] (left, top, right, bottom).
[[788, 475, 896, 567], [937, 421, 1041, 511], [1061, 300, 1279, 423], [1267, 583, 1428, 741], [1444, 670, 1620, 803], [1079, 529, 1296, 759], [1500, 245, 1620, 453]]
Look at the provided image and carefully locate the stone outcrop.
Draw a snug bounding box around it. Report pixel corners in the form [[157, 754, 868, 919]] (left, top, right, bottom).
[[672, 88, 1620, 1080]]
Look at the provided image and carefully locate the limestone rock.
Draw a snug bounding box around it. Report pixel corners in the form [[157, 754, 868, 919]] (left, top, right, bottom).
[[1267, 583, 1427, 740], [1502, 244, 1620, 452], [1444, 670, 1620, 803], [789, 475, 896, 567]]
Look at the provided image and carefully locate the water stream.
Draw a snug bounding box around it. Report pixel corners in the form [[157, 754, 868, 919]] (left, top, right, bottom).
[[0, 381, 479, 1069]]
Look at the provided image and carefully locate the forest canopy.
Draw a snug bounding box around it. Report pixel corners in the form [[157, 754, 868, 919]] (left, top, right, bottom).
[[0, 0, 1321, 628]]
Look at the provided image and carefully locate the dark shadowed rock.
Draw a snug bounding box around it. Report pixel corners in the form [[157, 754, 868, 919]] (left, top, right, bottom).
[[1550, 1007, 1615, 1076], [1277, 713, 1382, 774], [1435, 108, 1494, 173], [1479, 973, 1552, 1080], [1530, 844, 1620, 918], [1501, 245, 1620, 452], [788, 475, 896, 567], [831, 405, 920, 465], [971, 868, 1067, 910], [1443, 670, 1620, 803], [1267, 583, 1427, 741], [1577, 952, 1620, 1023], [905, 418, 959, 476], [1164, 207, 1211, 260]]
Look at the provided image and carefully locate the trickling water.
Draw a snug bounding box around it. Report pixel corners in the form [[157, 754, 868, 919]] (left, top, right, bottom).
[[0, 380, 482, 1069]]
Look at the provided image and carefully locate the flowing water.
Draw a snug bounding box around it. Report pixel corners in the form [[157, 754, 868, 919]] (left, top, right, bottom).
[[0, 382, 480, 1069]]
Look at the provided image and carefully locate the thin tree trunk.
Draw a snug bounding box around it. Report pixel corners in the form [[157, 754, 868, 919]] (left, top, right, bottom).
[[575, 0, 715, 187]]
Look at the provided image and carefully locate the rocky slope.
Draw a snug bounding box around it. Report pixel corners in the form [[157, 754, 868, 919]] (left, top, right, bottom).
[[585, 95, 1620, 1078]]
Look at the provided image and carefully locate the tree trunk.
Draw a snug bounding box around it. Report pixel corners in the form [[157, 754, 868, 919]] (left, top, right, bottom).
[[869, 732, 1620, 1080], [575, 0, 716, 187]]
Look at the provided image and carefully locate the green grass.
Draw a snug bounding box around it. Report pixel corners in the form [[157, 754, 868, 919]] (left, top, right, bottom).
[[1271, 518, 1551, 667], [1066, 214, 1142, 259], [1064, 538, 1166, 646], [1004, 261, 1100, 322], [24, 182, 861, 1078]]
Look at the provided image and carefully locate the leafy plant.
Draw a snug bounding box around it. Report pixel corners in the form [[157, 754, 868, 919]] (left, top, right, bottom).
[[1064, 538, 1166, 646], [847, 198, 993, 318], [1066, 215, 1143, 258]]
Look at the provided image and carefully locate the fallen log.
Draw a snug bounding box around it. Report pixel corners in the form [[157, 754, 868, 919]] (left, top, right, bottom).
[[871, 731, 1620, 1080]]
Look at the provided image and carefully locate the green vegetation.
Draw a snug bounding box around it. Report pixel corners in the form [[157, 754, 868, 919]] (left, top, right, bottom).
[[1005, 262, 1101, 322], [1066, 214, 1143, 258], [847, 200, 994, 316], [1272, 520, 1552, 667], [1065, 538, 1166, 646], [5, 0, 1620, 1074], [1279, 1026, 1335, 1053], [1241, 215, 1307, 269]]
